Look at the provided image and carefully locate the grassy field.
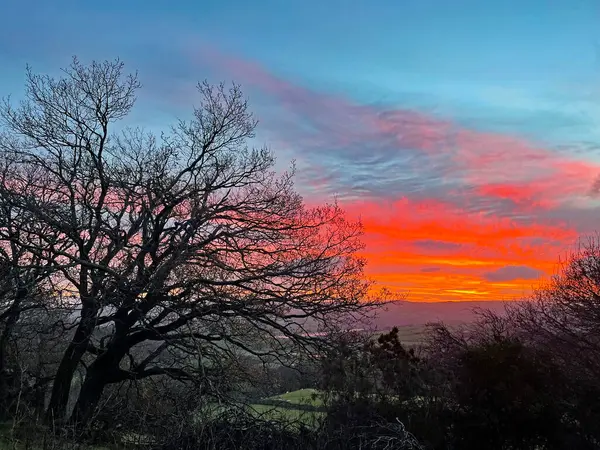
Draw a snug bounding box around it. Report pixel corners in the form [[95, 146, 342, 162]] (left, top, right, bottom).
[[195, 388, 325, 429], [267, 388, 323, 406], [246, 388, 326, 426], [247, 403, 325, 427]]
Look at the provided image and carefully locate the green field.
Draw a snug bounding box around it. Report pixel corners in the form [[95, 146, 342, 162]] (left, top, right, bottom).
[[247, 403, 325, 427], [247, 388, 326, 427], [267, 388, 323, 406]]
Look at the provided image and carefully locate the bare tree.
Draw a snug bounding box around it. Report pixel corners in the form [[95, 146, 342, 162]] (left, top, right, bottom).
[[0, 156, 61, 414], [0, 57, 377, 426], [504, 235, 600, 380]]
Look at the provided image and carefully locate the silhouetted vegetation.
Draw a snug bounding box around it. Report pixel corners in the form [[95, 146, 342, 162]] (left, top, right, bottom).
[[319, 237, 600, 449], [0, 57, 599, 449]]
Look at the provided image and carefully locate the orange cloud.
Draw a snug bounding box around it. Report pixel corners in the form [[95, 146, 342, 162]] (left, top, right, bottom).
[[341, 198, 577, 301], [192, 45, 598, 302]]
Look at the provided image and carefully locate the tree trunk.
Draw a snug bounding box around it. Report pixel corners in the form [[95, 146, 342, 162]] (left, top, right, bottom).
[[0, 289, 25, 416], [45, 303, 97, 423], [70, 335, 131, 427], [70, 369, 106, 427], [0, 291, 23, 374]]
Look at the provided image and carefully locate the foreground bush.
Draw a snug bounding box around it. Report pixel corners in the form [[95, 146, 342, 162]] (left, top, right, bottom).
[[155, 409, 422, 450]]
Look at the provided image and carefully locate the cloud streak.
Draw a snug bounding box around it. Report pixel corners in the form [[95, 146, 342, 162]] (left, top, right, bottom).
[[190, 45, 600, 301], [483, 265, 544, 283]]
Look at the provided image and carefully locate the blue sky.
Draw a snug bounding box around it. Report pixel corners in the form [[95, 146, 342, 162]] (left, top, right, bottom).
[[3, 0, 600, 143], [2, 0, 600, 301]]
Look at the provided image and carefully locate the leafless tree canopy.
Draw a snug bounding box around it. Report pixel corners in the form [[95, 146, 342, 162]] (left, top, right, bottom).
[[498, 235, 600, 381], [0, 57, 376, 425]]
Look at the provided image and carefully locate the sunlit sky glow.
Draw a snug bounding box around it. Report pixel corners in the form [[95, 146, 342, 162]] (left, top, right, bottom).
[[2, 0, 600, 301]]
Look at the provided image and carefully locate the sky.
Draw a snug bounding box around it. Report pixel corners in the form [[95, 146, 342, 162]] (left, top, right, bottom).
[[2, 0, 600, 301]]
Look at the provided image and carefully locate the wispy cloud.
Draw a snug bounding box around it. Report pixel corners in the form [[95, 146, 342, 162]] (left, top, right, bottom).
[[188, 44, 599, 301], [195, 45, 600, 206]]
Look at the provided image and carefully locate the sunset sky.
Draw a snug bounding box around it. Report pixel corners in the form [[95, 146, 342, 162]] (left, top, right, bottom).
[[2, 0, 600, 301]]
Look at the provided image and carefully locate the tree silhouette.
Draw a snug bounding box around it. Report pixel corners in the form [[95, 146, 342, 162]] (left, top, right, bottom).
[[0, 58, 377, 426]]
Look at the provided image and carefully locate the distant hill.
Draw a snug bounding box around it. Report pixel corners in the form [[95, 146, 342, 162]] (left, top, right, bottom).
[[372, 300, 510, 330]]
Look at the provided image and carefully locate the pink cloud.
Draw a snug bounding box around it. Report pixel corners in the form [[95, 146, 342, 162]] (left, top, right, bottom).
[[186, 45, 600, 301], [194, 44, 600, 213]]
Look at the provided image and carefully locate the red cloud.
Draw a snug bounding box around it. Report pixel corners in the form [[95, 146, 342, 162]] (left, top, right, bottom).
[[192, 45, 595, 301], [197, 45, 600, 210], [340, 198, 577, 301]]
